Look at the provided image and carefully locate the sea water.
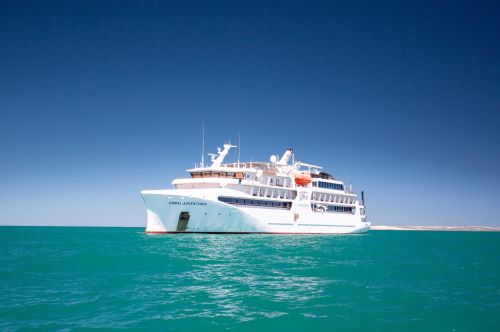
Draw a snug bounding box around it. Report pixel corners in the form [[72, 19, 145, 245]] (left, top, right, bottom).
[[0, 227, 499, 331]]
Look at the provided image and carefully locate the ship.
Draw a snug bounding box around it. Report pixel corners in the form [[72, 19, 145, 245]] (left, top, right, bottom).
[[141, 143, 370, 234]]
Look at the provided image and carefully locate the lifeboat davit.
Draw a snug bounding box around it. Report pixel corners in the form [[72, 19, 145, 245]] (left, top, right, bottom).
[[294, 172, 312, 186]]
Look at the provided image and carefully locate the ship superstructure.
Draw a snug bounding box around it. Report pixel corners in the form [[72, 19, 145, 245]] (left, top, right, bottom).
[[141, 143, 370, 234]]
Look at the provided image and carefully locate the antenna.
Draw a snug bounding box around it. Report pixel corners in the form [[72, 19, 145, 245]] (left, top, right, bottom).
[[201, 122, 205, 167], [237, 133, 241, 167]]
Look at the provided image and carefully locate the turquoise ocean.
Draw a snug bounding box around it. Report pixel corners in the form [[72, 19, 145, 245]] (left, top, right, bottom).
[[0, 227, 499, 331]]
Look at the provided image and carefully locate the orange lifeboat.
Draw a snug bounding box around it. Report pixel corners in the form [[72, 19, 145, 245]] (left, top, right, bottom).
[[294, 172, 312, 186]]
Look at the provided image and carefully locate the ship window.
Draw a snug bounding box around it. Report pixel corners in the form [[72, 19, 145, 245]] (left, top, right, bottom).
[[309, 204, 355, 213], [218, 197, 292, 209]]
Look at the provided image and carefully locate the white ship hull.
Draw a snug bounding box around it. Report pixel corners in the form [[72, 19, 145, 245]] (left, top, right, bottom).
[[142, 189, 370, 234]]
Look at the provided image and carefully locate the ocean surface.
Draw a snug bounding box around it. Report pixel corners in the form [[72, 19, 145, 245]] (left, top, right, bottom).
[[0, 227, 499, 331]]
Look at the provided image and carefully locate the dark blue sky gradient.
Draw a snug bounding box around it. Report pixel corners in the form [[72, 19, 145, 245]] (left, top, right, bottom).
[[1, 0, 499, 226]]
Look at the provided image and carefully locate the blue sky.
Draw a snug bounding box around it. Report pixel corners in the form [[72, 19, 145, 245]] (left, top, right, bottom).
[[1, 0, 499, 227]]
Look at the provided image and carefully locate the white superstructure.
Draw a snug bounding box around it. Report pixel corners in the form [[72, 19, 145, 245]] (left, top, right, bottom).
[[141, 143, 370, 234]]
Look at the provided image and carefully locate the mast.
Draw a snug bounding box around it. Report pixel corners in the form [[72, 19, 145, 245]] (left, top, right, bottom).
[[210, 143, 237, 167], [278, 148, 293, 165], [201, 122, 205, 167], [237, 133, 241, 167]]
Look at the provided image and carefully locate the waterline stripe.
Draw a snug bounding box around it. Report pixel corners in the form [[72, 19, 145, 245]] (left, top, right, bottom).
[[297, 224, 356, 227], [145, 231, 363, 235]]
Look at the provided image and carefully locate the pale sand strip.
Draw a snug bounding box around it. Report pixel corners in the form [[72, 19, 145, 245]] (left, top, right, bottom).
[[371, 225, 500, 232]]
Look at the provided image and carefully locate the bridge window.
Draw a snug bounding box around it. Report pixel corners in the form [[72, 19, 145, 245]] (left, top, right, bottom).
[[316, 181, 344, 190], [191, 171, 246, 179]]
